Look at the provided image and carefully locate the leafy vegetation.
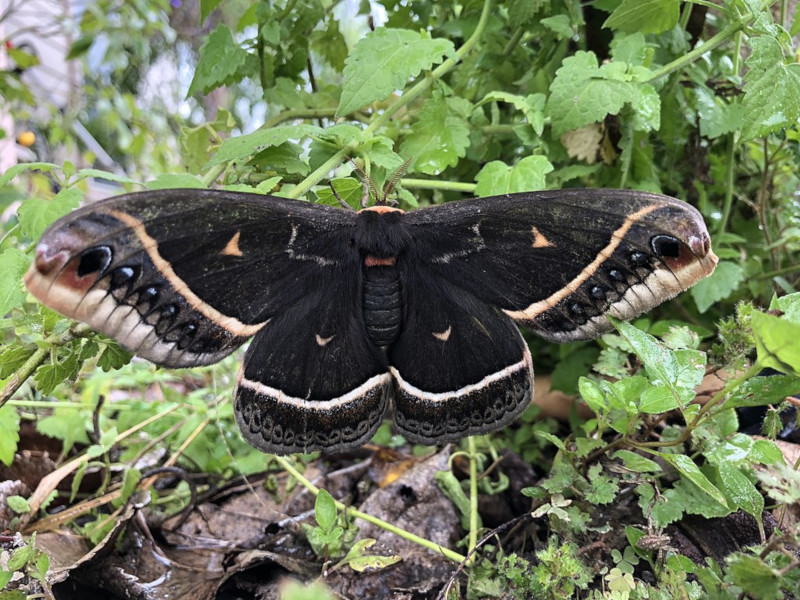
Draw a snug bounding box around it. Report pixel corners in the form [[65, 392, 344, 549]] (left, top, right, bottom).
[[2, 0, 800, 598]]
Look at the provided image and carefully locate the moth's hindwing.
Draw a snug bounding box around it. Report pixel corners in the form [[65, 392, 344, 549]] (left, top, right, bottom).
[[24, 189, 357, 367], [405, 189, 718, 342], [389, 273, 533, 444], [234, 275, 391, 454]]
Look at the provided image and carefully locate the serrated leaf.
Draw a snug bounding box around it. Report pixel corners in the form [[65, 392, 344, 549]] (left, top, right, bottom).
[[770, 291, 800, 324], [586, 464, 619, 504], [36, 409, 90, 454], [97, 341, 132, 371], [612, 320, 678, 385], [741, 37, 800, 140], [728, 554, 782, 600], [145, 173, 205, 190], [540, 15, 574, 38], [310, 18, 348, 71], [689, 260, 743, 313], [727, 374, 800, 408], [613, 450, 660, 472], [400, 92, 470, 174], [750, 439, 784, 466], [337, 28, 454, 117], [18, 188, 82, 240], [0, 162, 59, 187], [718, 463, 763, 523], [187, 25, 249, 96], [314, 489, 337, 532], [6, 495, 29, 513], [74, 169, 139, 185], [664, 454, 728, 508], [751, 311, 800, 376], [603, 0, 681, 34], [480, 91, 546, 136], [0, 405, 20, 466], [200, 0, 223, 22], [0, 345, 36, 379], [205, 125, 322, 169], [639, 384, 680, 414], [314, 177, 364, 208], [546, 51, 638, 137], [474, 156, 553, 196], [0, 248, 30, 316]]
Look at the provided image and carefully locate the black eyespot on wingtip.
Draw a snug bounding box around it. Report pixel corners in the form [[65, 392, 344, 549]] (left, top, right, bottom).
[[77, 246, 113, 277], [650, 235, 682, 258]]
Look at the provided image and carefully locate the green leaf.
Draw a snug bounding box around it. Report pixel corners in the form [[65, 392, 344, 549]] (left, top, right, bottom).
[[728, 554, 783, 600], [727, 374, 800, 408], [0, 248, 29, 316], [479, 91, 546, 136], [97, 340, 132, 371], [18, 188, 82, 240], [337, 28, 454, 117], [750, 439, 784, 466], [770, 292, 800, 324], [314, 489, 337, 532], [280, 580, 337, 600], [540, 15, 574, 38], [118, 468, 142, 506], [74, 169, 139, 185], [205, 125, 322, 169], [187, 24, 249, 96], [663, 454, 729, 509], [751, 311, 800, 376], [145, 173, 205, 190], [689, 261, 743, 313], [551, 346, 600, 395], [741, 36, 800, 141], [0, 162, 59, 187], [578, 377, 607, 414], [585, 464, 619, 504], [0, 405, 20, 466], [546, 51, 639, 137], [603, 0, 681, 34], [36, 408, 91, 454], [314, 177, 364, 208], [200, 0, 223, 23], [639, 384, 680, 414], [400, 92, 471, 174], [474, 156, 553, 196], [0, 345, 36, 379], [310, 17, 348, 71], [612, 450, 660, 473], [6, 495, 29, 513], [612, 320, 678, 385], [717, 463, 763, 523]]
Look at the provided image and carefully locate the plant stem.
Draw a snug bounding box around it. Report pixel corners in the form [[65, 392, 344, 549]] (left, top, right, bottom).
[[201, 163, 226, 187], [273, 454, 467, 563], [365, 0, 491, 136], [467, 436, 479, 563], [286, 148, 351, 199], [401, 178, 476, 193], [0, 323, 92, 409], [645, 13, 753, 84]]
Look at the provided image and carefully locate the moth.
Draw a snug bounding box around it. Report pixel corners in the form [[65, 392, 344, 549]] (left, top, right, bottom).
[[24, 188, 717, 455]]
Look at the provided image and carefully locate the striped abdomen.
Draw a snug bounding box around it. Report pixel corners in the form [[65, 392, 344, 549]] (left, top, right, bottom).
[[362, 265, 401, 347]]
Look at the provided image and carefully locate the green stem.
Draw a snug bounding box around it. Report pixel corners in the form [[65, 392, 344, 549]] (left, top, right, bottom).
[[401, 178, 476, 193], [0, 323, 92, 409], [645, 13, 753, 84], [467, 436, 479, 563], [273, 454, 466, 563], [715, 30, 743, 239], [201, 163, 226, 187], [286, 148, 351, 200], [364, 0, 491, 137], [264, 108, 338, 128], [272, 0, 492, 199]]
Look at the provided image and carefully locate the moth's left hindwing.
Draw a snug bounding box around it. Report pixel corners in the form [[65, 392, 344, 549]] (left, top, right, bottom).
[[25, 189, 357, 367]]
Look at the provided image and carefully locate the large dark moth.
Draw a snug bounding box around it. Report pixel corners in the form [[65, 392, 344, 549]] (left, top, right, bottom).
[[24, 188, 717, 455]]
